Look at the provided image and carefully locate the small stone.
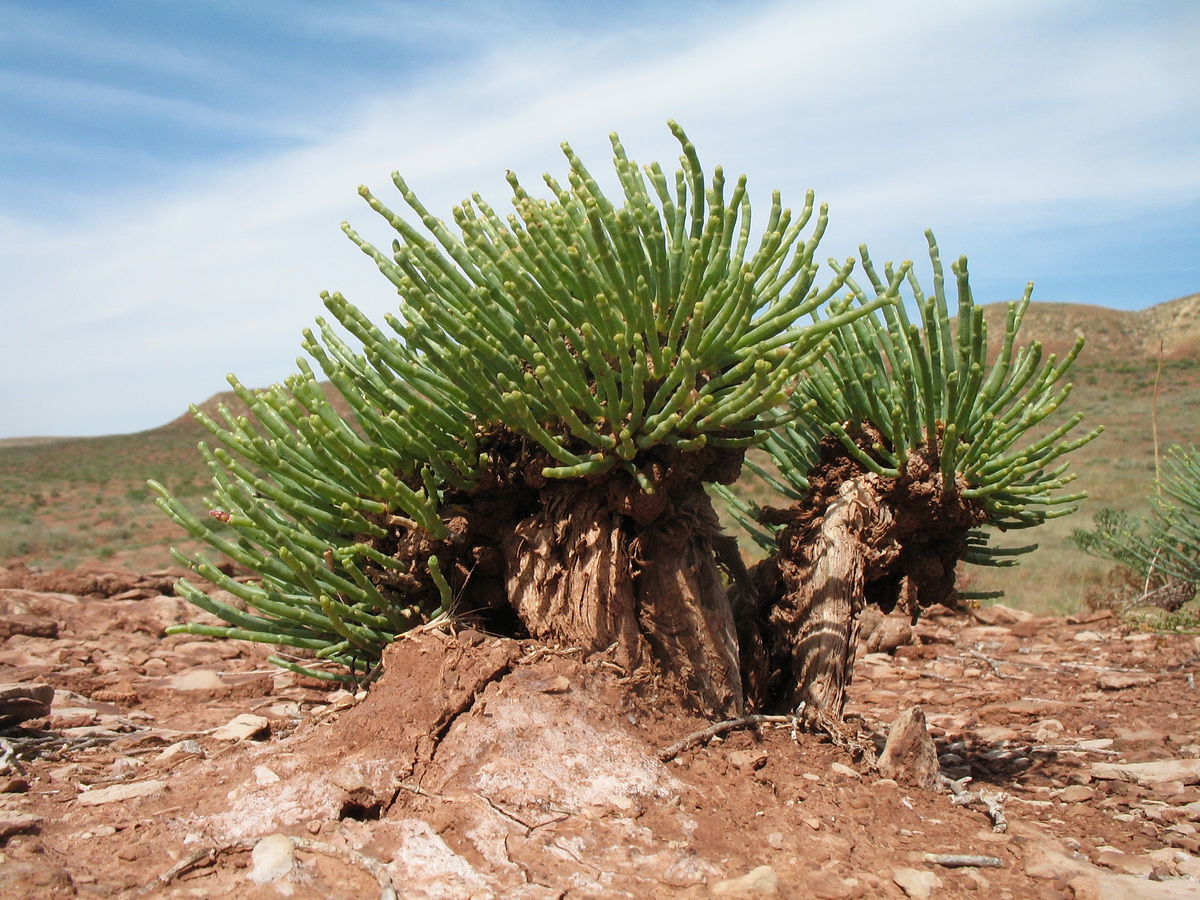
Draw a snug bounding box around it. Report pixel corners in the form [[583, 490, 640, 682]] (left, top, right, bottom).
[[155, 739, 204, 762], [211, 713, 269, 742], [892, 867, 942, 899], [0, 777, 29, 793], [248, 833, 295, 885], [75, 780, 167, 806], [712, 864, 778, 895], [830, 762, 859, 779], [535, 675, 571, 694], [328, 765, 366, 793], [0, 615, 58, 640], [1176, 854, 1200, 878], [115, 843, 144, 862], [1078, 738, 1115, 751], [865, 617, 914, 654], [805, 872, 858, 899], [972, 604, 1034, 625], [253, 765, 281, 785], [878, 706, 941, 790], [1059, 785, 1096, 802], [729, 749, 769, 771], [0, 812, 42, 841], [1074, 630, 1105, 642], [168, 668, 226, 691]]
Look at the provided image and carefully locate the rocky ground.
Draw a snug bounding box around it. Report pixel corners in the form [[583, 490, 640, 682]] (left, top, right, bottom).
[[1, 563, 1200, 898]]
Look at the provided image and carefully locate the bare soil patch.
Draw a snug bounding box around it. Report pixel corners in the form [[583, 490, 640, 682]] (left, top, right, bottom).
[[2, 565, 1200, 898]]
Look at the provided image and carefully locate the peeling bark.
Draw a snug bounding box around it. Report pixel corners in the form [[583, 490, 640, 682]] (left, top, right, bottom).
[[634, 483, 743, 716], [771, 477, 883, 717], [502, 456, 745, 718], [748, 432, 987, 721], [504, 482, 647, 676]]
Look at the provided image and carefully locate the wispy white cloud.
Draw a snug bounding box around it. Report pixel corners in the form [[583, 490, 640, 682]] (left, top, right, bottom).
[[1, 0, 1197, 438]]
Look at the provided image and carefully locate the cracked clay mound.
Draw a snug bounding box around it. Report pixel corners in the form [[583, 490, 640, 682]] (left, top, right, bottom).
[[2, 568, 1200, 898]]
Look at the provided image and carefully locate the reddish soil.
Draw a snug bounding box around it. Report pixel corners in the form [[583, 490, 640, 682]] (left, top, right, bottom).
[[2, 565, 1200, 898]]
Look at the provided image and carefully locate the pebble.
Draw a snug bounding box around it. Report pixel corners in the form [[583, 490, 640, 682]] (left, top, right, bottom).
[[253, 765, 281, 785], [1059, 785, 1097, 802], [248, 833, 296, 885], [729, 749, 769, 771], [211, 713, 270, 741]]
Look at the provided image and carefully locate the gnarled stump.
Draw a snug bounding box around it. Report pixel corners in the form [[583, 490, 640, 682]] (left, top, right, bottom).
[[503, 451, 745, 718], [747, 433, 986, 721]]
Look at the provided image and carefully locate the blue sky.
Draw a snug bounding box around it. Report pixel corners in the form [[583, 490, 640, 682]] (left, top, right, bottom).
[[2, 0, 1198, 439]]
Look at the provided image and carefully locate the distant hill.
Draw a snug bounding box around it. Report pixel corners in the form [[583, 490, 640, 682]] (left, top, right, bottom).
[[981, 292, 1200, 362]]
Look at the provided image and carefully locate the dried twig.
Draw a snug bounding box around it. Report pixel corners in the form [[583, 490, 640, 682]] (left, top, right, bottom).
[[658, 714, 796, 762], [0, 737, 28, 776], [941, 775, 1008, 833], [143, 834, 397, 899], [923, 853, 1003, 868]]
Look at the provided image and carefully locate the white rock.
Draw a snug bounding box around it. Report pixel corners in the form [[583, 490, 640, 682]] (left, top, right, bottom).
[[253, 765, 281, 785], [248, 833, 295, 885]]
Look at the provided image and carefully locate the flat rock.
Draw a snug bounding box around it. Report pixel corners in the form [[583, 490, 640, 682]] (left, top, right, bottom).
[[1098, 671, 1158, 690], [0, 682, 54, 724], [0, 811, 42, 840], [728, 749, 769, 771], [0, 613, 58, 639], [1060, 784, 1097, 802], [1068, 872, 1200, 899], [75, 779, 167, 806], [1092, 759, 1200, 786]]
